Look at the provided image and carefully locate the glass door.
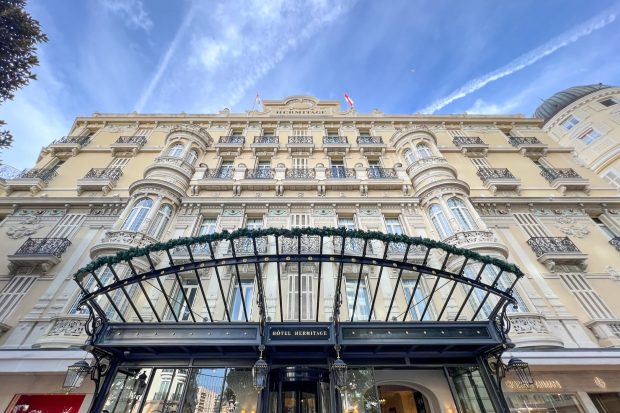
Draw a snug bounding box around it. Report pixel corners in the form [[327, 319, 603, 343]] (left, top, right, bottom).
[[269, 368, 331, 413]]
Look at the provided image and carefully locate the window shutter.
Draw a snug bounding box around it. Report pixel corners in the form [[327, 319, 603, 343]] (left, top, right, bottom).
[[0, 276, 36, 322], [47, 214, 86, 239]]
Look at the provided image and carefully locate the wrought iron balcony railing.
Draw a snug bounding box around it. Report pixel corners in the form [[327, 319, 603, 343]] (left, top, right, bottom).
[[286, 168, 315, 179], [232, 237, 268, 254], [115, 135, 147, 145], [539, 167, 582, 183], [15, 168, 58, 182], [526, 237, 581, 257], [204, 168, 234, 179], [15, 237, 71, 258], [508, 136, 542, 147], [323, 136, 348, 144], [288, 136, 313, 144], [171, 243, 212, 257], [253, 135, 279, 144], [83, 168, 123, 181], [610, 236, 620, 251], [357, 136, 383, 144], [476, 168, 516, 180], [326, 168, 356, 179], [367, 167, 397, 179], [52, 135, 91, 146], [219, 135, 245, 144], [246, 168, 274, 179], [452, 136, 485, 146]]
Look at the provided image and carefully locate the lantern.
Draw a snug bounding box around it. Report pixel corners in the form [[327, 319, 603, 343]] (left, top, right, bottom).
[[331, 344, 348, 390], [252, 345, 269, 392], [63, 360, 91, 391], [507, 357, 534, 386], [135, 371, 148, 396]]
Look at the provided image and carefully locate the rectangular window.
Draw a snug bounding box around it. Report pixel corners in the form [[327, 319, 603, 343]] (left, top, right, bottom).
[[198, 218, 217, 235], [346, 277, 373, 321], [385, 217, 403, 235], [134, 128, 150, 137], [292, 157, 308, 170], [107, 157, 130, 169], [337, 217, 356, 230], [561, 115, 580, 130], [286, 273, 315, 320], [599, 98, 619, 107], [514, 213, 551, 238], [293, 128, 309, 136], [602, 168, 620, 189], [218, 161, 234, 177], [230, 279, 254, 321], [470, 157, 491, 169], [402, 278, 430, 320], [245, 218, 263, 229], [559, 273, 615, 319], [291, 213, 311, 228], [592, 217, 616, 239], [330, 159, 346, 178], [168, 280, 198, 321], [47, 214, 85, 239], [579, 128, 602, 144], [0, 276, 36, 322]]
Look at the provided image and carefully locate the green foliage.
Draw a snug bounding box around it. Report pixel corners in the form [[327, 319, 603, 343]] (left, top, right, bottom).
[[0, 0, 48, 148], [75, 227, 524, 280]]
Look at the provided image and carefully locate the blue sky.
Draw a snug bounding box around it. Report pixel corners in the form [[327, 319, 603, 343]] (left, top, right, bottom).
[[1, 0, 620, 169]]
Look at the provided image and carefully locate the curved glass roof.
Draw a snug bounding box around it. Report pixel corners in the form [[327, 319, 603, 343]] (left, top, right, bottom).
[[533, 83, 612, 123]]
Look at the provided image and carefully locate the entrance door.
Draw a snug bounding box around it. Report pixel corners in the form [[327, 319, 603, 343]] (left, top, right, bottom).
[[269, 367, 331, 413]]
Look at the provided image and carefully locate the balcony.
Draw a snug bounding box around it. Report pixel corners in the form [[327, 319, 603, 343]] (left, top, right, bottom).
[[35, 315, 88, 348], [539, 167, 590, 194], [171, 243, 212, 262], [48, 135, 91, 157], [215, 135, 245, 155], [285, 168, 316, 180], [251, 135, 279, 156], [452, 136, 488, 156], [322, 135, 350, 155], [90, 230, 160, 264], [76, 167, 122, 195], [610, 236, 620, 251], [326, 168, 356, 179], [8, 237, 71, 274], [110, 135, 147, 156], [144, 155, 195, 181], [476, 168, 521, 194], [245, 168, 274, 179], [356, 135, 386, 156], [442, 230, 508, 258], [287, 136, 314, 155], [367, 167, 397, 179], [584, 319, 620, 348], [508, 313, 563, 348], [4, 167, 58, 195], [526, 237, 587, 271], [508, 136, 548, 158]]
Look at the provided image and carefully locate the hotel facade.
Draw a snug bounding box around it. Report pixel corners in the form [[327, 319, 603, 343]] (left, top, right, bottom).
[[0, 95, 619, 413]]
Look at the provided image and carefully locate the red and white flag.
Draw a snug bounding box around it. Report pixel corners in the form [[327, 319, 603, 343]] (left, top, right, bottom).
[[255, 92, 262, 107], [344, 93, 354, 108]]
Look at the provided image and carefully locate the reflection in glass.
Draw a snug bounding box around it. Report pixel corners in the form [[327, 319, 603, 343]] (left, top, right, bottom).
[[101, 369, 152, 413], [447, 366, 496, 413], [341, 368, 380, 413]]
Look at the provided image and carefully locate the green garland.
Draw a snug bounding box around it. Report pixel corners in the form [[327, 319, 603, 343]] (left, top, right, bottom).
[[74, 227, 524, 280]]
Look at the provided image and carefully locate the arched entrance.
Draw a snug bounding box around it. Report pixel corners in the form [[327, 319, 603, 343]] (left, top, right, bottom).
[[377, 385, 431, 413]]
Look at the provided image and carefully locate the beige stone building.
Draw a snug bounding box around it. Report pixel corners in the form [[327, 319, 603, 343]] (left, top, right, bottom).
[[0, 96, 619, 413], [535, 84, 620, 190]]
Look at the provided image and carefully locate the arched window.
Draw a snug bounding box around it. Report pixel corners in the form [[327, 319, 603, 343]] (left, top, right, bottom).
[[186, 149, 198, 165], [448, 197, 478, 231], [167, 143, 184, 158], [403, 149, 416, 166], [122, 197, 153, 232], [416, 143, 432, 159], [148, 204, 173, 238], [428, 204, 453, 239]]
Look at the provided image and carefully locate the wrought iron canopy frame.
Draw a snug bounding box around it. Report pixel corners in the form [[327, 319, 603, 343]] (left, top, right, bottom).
[[74, 227, 523, 353]]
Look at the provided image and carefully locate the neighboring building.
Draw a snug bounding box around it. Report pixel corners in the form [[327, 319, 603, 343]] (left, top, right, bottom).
[[535, 83, 620, 190], [0, 96, 619, 413]]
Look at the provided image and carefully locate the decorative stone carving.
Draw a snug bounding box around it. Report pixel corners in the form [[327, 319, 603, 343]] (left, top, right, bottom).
[[268, 208, 288, 216], [314, 207, 335, 216], [6, 216, 44, 239], [222, 208, 243, 216], [101, 230, 159, 248], [359, 208, 380, 216], [510, 315, 550, 334], [15, 208, 65, 217], [442, 230, 498, 248], [555, 216, 590, 238], [47, 317, 87, 337], [608, 266, 620, 281]]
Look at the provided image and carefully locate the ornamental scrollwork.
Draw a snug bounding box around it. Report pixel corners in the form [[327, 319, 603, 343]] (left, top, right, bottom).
[[6, 216, 44, 239], [509, 314, 550, 335]]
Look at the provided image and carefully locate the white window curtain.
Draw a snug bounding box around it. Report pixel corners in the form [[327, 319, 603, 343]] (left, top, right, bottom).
[[448, 197, 478, 231], [416, 143, 432, 159], [346, 277, 373, 321], [230, 279, 254, 321], [428, 203, 453, 239], [148, 204, 173, 238], [167, 143, 184, 157], [122, 197, 153, 232]]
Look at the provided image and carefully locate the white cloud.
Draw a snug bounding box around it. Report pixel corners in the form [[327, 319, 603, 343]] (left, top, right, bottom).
[[99, 0, 153, 31], [420, 8, 618, 114], [135, 0, 357, 113]]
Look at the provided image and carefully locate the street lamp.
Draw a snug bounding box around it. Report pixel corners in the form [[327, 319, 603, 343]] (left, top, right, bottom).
[[507, 357, 534, 386], [331, 344, 348, 390], [63, 360, 91, 391], [252, 345, 269, 393]]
